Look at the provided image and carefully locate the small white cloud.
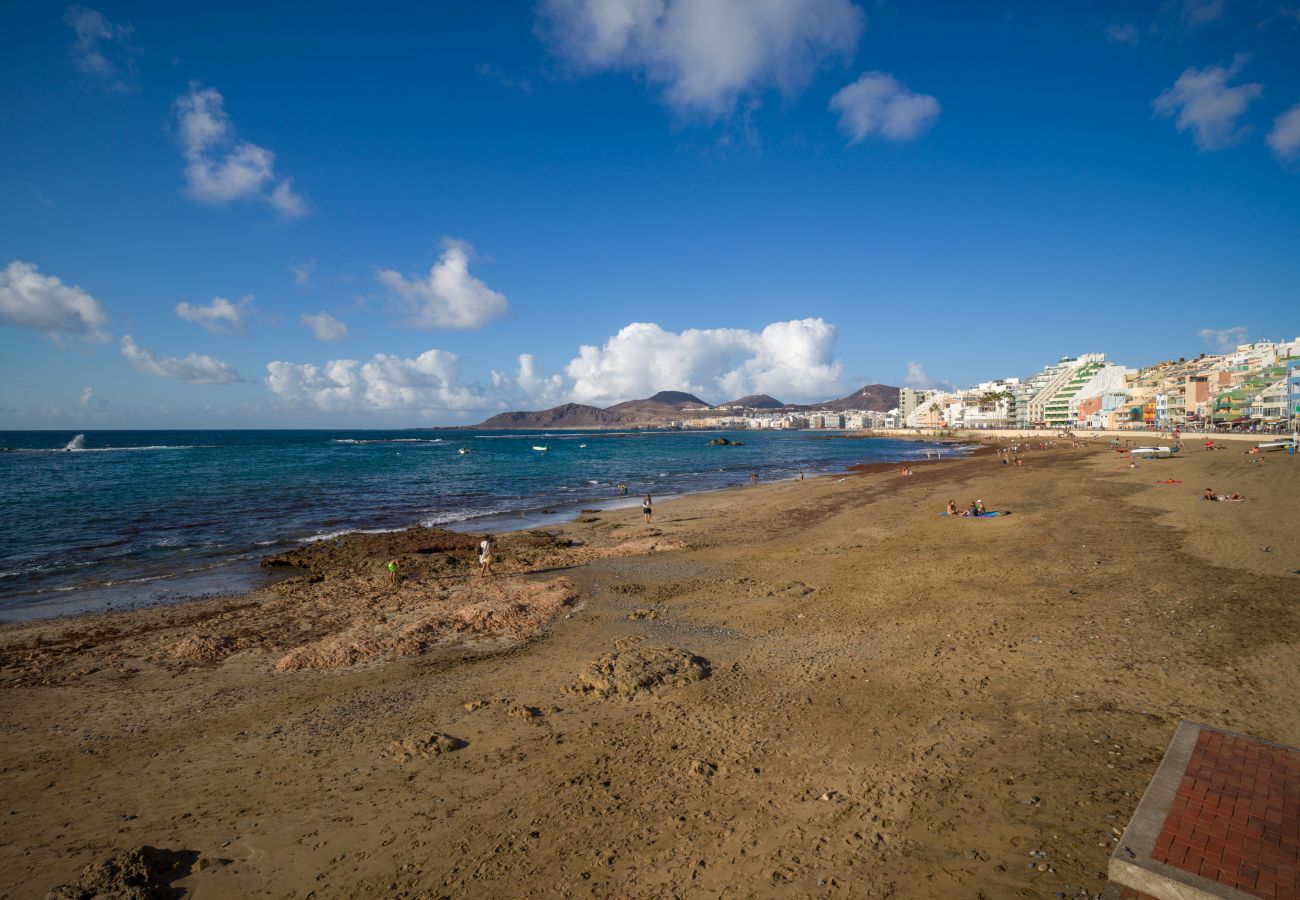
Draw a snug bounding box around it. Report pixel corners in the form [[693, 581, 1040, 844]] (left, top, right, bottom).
[[565, 318, 843, 405], [1105, 22, 1140, 45], [0, 260, 110, 341], [1199, 326, 1248, 353], [476, 62, 533, 94], [1267, 102, 1300, 165], [120, 335, 242, 384], [829, 72, 940, 143], [903, 361, 953, 390], [266, 350, 487, 413], [64, 5, 139, 92], [537, 0, 864, 119], [492, 353, 566, 406], [1153, 55, 1263, 151], [174, 294, 254, 334], [290, 258, 317, 286], [300, 311, 348, 341], [377, 239, 509, 330], [79, 386, 94, 407], [173, 82, 307, 218], [1182, 0, 1224, 27]]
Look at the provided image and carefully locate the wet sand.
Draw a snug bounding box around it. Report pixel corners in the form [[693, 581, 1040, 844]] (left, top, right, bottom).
[[3, 440, 1298, 898]]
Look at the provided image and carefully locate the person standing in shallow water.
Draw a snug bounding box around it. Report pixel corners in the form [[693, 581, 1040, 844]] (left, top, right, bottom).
[[478, 535, 494, 579], [642, 494, 653, 524]]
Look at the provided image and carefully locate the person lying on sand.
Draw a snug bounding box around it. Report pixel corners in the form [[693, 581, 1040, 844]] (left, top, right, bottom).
[[1223, 493, 1247, 502]]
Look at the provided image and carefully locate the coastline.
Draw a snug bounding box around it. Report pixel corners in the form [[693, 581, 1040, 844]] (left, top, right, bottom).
[[3, 439, 1297, 896]]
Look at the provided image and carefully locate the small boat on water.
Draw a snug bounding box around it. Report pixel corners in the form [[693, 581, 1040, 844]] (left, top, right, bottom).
[[457, 448, 471, 455], [578, 444, 587, 448], [532, 445, 548, 452]]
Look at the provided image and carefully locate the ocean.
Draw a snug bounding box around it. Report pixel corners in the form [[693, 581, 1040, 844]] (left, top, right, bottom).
[[0, 429, 960, 621]]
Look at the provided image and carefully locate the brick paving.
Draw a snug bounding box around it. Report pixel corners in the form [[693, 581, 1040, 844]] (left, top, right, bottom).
[[1148, 728, 1300, 898]]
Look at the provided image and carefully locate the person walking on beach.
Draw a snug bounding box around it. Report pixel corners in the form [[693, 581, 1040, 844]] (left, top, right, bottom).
[[387, 558, 399, 585], [478, 535, 494, 579], [750, 472, 759, 485], [642, 494, 653, 524]]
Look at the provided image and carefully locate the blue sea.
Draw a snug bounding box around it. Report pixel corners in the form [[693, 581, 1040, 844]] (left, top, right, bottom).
[[0, 429, 959, 621]]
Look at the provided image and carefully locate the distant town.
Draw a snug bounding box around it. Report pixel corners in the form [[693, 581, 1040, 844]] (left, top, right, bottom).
[[476, 337, 1300, 432]]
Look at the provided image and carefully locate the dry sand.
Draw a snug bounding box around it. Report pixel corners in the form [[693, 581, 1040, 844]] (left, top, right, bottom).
[[2, 440, 1297, 898]]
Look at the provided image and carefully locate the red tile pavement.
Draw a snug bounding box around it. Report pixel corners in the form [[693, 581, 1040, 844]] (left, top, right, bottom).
[[1149, 728, 1300, 898]]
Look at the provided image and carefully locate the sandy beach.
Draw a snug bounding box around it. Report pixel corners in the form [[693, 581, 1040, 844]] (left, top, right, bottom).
[[3, 439, 1298, 898]]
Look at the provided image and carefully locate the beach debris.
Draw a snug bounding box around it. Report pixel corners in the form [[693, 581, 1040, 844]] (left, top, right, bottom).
[[463, 699, 488, 712], [385, 732, 466, 764], [627, 608, 660, 620], [507, 703, 542, 720], [46, 845, 198, 900], [572, 641, 710, 699]]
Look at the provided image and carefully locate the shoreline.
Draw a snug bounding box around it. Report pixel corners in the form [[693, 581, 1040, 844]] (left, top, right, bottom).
[[0, 435, 975, 625], [3, 440, 1296, 896]]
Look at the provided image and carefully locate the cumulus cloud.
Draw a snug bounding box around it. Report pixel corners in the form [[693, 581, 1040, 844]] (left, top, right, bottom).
[[902, 361, 953, 391], [1199, 325, 1248, 353], [266, 350, 487, 413], [492, 353, 567, 406], [0, 260, 110, 341], [300, 311, 348, 341], [64, 5, 139, 92], [1105, 22, 1141, 45], [173, 82, 307, 217], [175, 294, 254, 334], [1182, 0, 1224, 27], [377, 240, 509, 330], [829, 71, 940, 143], [1153, 55, 1263, 151], [537, 0, 864, 119], [1267, 102, 1300, 165], [565, 318, 843, 405], [120, 335, 242, 384], [290, 259, 317, 286]]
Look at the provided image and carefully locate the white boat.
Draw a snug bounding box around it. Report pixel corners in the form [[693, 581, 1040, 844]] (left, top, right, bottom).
[[457, 448, 470, 455], [1131, 445, 1177, 458], [1257, 436, 1297, 452], [532, 445, 548, 451], [578, 444, 587, 448]]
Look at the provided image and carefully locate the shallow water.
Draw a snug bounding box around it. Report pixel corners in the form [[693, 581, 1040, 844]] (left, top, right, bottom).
[[0, 429, 960, 620]]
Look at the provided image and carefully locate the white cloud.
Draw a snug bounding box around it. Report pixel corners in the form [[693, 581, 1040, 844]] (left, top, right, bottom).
[[829, 71, 940, 143], [377, 239, 509, 330], [903, 361, 953, 390], [1267, 103, 1300, 165], [537, 0, 864, 119], [565, 318, 843, 405], [79, 386, 94, 408], [1199, 326, 1248, 353], [1182, 0, 1223, 27], [1153, 55, 1263, 151], [290, 258, 317, 286], [300, 311, 348, 341], [64, 5, 139, 92], [173, 82, 307, 217], [1105, 22, 1140, 45], [0, 260, 110, 341], [175, 294, 254, 334], [120, 335, 242, 384], [266, 350, 487, 413], [492, 353, 567, 406]]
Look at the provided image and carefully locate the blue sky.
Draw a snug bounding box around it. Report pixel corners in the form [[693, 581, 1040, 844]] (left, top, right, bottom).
[[2, 0, 1298, 427]]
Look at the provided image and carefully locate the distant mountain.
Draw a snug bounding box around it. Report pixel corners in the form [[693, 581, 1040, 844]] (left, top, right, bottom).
[[721, 394, 785, 409], [476, 403, 626, 429], [606, 391, 713, 418], [468, 385, 898, 429], [817, 384, 900, 412]]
